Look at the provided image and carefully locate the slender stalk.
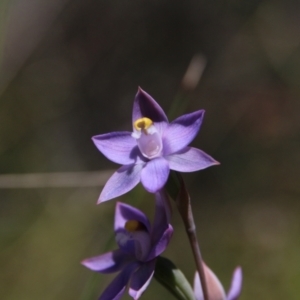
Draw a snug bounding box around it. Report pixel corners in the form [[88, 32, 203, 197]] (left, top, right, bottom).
[[174, 173, 209, 300], [181, 204, 209, 300]]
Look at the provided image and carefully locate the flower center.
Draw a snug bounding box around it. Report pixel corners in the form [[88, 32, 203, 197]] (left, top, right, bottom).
[[133, 117, 153, 132], [132, 117, 163, 159], [116, 220, 150, 261], [125, 220, 146, 232]]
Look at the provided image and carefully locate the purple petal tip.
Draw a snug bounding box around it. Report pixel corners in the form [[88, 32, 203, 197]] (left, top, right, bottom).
[[97, 194, 109, 204], [137, 86, 145, 95], [81, 259, 92, 269]]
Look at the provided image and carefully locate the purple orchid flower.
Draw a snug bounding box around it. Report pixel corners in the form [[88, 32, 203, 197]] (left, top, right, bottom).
[[194, 264, 242, 300], [81, 192, 173, 300], [93, 87, 219, 203]]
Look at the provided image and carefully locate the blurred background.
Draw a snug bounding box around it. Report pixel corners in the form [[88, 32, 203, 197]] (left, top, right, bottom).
[[0, 0, 300, 299]]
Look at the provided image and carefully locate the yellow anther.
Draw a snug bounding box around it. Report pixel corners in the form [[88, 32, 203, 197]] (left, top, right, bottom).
[[133, 117, 153, 131], [125, 220, 145, 232]]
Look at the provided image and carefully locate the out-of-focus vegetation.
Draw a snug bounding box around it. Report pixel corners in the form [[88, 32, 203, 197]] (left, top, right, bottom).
[[0, 0, 300, 299]]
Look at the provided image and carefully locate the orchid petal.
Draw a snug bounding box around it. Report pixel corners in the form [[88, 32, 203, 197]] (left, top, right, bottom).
[[132, 231, 152, 261], [140, 157, 170, 193], [151, 190, 171, 245], [114, 202, 151, 233], [81, 249, 130, 274], [98, 164, 144, 203], [147, 225, 173, 261], [92, 132, 139, 165], [132, 88, 168, 134], [115, 229, 151, 261], [129, 259, 156, 300], [227, 267, 242, 300], [114, 202, 151, 259], [99, 262, 139, 300], [115, 230, 137, 257], [166, 147, 219, 172], [193, 271, 203, 300], [194, 264, 226, 300], [163, 110, 205, 155]]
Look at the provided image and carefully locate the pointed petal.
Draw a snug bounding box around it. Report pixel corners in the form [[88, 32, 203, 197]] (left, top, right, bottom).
[[99, 262, 139, 300], [92, 132, 139, 165], [147, 225, 173, 261], [194, 264, 226, 300], [193, 271, 203, 300], [227, 267, 242, 300], [115, 202, 151, 233], [166, 147, 219, 172], [151, 190, 171, 244], [81, 249, 130, 274], [132, 88, 168, 134], [98, 164, 143, 203], [129, 259, 156, 299], [140, 157, 170, 193], [163, 110, 205, 155]]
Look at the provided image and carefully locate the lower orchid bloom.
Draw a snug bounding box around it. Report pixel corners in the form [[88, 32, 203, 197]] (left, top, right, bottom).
[[194, 264, 242, 300], [81, 192, 173, 300]]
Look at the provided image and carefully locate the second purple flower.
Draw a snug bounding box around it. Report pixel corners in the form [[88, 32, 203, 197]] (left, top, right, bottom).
[[82, 192, 173, 300], [93, 88, 218, 203]]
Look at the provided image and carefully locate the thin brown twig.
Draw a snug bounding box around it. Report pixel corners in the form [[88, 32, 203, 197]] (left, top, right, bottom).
[[175, 173, 209, 300], [0, 170, 114, 188]]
